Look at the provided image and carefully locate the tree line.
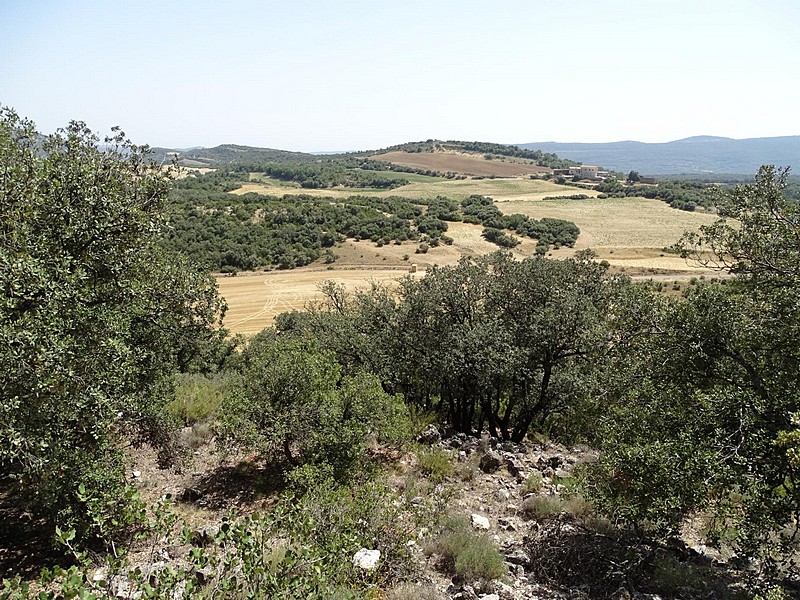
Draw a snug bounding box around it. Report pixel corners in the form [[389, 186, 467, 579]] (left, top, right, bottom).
[[162, 174, 581, 270], [595, 178, 716, 211], [346, 139, 580, 170]]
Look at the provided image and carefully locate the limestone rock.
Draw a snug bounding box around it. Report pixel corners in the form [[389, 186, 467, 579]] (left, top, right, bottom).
[[471, 513, 491, 530], [416, 424, 441, 445], [480, 450, 503, 473], [352, 548, 381, 571]]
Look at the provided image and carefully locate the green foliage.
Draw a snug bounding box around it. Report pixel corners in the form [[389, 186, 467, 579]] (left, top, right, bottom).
[[754, 586, 791, 600], [327, 251, 617, 441], [1, 483, 418, 599], [218, 332, 410, 482], [261, 162, 408, 189], [162, 177, 431, 270], [682, 166, 800, 286], [415, 446, 455, 483], [481, 227, 520, 248], [522, 495, 563, 520], [0, 108, 227, 545], [588, 166, 800, 567], [521, 472, 544, 495], [364, 140, 577, 170], [162, 172, 579, 272], [165, 373, 227, 426], [426, 515, 506, 581], [150, 143, 317, 167], [462, 195, 579, 251], [596, 177, 714, 211]]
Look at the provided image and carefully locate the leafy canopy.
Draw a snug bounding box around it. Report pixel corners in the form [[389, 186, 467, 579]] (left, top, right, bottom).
[[0, 108, 227, 543]]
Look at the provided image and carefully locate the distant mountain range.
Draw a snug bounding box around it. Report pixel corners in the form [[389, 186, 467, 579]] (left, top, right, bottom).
[[517, 136, 800, 176]]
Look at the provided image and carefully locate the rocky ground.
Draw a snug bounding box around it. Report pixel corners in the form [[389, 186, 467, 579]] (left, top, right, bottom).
[[111, 424, 742, 599]]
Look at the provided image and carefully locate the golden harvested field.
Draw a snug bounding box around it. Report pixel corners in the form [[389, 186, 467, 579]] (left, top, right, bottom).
[[218, 177, 723, 334], [500, 196, 719, 272], [217, 268, 419, 335], [231, 174, 585, 203], [217, 221, 538, 334], [374, 151, 550, 177]]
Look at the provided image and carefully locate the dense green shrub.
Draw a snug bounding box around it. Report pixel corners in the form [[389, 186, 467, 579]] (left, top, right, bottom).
[[481, 227, 520, 248], [261, 162, 408, 189], [0, 109, 227, 545], [415, 446, 455, 483], [217, 332, 410, 481], [165, 373, 228, 426], [588, 167, 800, 568], [595, 177, 715, 211], [306, 250, 615, 441]]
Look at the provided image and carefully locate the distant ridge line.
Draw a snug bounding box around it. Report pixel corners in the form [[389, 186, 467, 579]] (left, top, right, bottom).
[[517, 135, 800, 175]]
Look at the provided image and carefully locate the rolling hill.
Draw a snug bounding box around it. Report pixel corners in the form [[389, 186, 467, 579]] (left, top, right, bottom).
[[518, 135, 800, 176], [148, 144, 317, 167]]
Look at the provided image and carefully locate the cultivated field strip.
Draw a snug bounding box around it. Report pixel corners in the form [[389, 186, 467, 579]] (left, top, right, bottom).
[[217, 268, 417, 335]]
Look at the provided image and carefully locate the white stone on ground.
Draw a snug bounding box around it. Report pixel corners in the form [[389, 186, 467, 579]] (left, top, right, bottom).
[[352, 548, 381, 570], [471, 513, 491, 530]]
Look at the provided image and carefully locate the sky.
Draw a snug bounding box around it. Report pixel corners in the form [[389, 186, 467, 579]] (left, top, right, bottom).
[[2, 0, 799, 152]]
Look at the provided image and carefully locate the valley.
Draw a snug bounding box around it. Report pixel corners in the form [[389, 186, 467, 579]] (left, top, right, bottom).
[[208, 150, 719, 333]]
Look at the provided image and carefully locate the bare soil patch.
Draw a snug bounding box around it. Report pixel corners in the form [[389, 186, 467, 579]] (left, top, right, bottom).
[[374, 151, 550, 177]]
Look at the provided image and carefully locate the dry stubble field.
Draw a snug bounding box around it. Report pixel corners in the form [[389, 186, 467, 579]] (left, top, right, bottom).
[[218, 168, 720, 334], [216, 220, 541, 335], [231, 174, 592, 203], [217, 268, 419, 336], [499, 196, 719, 271]]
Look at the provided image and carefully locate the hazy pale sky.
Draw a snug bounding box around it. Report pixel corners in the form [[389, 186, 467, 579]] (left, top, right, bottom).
[[2, 0, 799, 152]]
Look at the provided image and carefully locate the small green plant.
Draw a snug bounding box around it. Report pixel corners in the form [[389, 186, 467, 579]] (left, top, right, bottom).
[[426, 515, 506, 581], [552, 474, 580, 497], [454, 541, 506, 581], [456, 454, 480, 482], [754, 586, 791, 600], [521, 495, 564, 520], [521, 472, 543, 495], [166, 372, 227, 426], [416, 446, 455, 483]]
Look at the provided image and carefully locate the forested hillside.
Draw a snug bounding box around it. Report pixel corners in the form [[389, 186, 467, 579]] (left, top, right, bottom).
[[148, 143, 318, 167]]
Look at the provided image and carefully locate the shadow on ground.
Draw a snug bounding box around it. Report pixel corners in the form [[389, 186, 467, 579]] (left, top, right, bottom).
[[0, 477, 72, 580], [176, 459, 285, 510]]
